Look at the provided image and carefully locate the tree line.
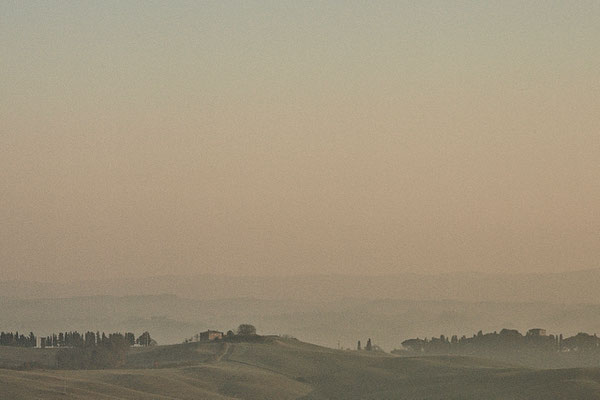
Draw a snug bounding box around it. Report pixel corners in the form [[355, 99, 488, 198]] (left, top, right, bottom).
[[40, 331, 153, 348], [52, 331, 153, 369], [0, 330, 153, 348], [399, 329, 600, 354], [0, 331, 36, 347]]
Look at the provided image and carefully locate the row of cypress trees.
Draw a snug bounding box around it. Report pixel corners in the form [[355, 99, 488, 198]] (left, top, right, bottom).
[[40, 331, 137, 348], [0, 331, 36, 347], [1, 330, 153, 348]]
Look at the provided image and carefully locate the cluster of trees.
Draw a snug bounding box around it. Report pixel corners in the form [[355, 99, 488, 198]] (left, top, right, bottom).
[[224, 324, 266, 342], [40, 331, 153, 348], [57, 333, 129, 369], [357, 338, 382, 352], [0, 330, 154, 350], [399, 329, 600, 354], [0, 331, 36, 347], [55, 331, 153, 369], [236, 324, 256, 336]]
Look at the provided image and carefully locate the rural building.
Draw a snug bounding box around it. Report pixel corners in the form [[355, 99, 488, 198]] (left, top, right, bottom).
[[527, 328, 547, 336], [401, 338, 425, 352], [200, 330, 223, 341]]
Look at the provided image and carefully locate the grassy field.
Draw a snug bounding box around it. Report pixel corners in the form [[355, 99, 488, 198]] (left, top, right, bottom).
[[3, 338, 600, 399]]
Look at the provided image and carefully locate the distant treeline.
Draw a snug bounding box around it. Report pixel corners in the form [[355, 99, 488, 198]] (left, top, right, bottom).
[[0, 330, 154, 349], [0, 332, 36, 347], [1, 330, 155, 369], [39, 331, 154, 348], [55, 332, 153, 369], [399, 329, 600, 354]]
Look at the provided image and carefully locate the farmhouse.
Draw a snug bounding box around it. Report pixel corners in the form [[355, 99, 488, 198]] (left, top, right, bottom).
[[527, 328, 547, 336], [200, 330, 223, 341]]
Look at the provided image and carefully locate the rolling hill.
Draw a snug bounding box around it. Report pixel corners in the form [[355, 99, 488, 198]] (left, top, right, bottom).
[[3, 337, 600, 399]]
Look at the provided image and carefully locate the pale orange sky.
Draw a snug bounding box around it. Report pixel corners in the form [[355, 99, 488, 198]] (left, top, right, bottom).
[[1, 1, 599, 281]]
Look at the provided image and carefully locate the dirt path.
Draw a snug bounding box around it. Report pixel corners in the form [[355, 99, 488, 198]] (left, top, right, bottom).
[[213, 342, 234, 363]]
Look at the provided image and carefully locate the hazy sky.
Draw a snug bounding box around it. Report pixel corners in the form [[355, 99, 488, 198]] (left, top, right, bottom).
[[2, 1, 599, 281]]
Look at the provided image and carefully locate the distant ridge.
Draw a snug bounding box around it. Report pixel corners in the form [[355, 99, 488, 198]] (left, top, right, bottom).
[[2, 269, 600, 303]]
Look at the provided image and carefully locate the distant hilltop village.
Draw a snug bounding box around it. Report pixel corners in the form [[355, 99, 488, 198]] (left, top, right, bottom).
[[183, 324, 278, 344], [398, 328, 600, 354]]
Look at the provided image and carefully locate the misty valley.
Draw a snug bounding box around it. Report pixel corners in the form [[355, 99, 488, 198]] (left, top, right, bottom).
[[4, 273, 600, 398]]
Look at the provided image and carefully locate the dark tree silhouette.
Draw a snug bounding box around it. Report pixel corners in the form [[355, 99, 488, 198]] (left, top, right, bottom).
[[237, 324, 257, 336], [125, 332, 135, 346], [136, 331, 153, 346]]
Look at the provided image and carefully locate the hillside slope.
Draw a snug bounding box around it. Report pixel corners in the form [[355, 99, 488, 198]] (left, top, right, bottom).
[[2, 338, 600, 399]]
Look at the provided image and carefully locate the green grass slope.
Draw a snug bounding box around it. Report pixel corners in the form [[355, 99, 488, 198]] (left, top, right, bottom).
[[0, 346, 57, 369], [3, 338, 600, 399]]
